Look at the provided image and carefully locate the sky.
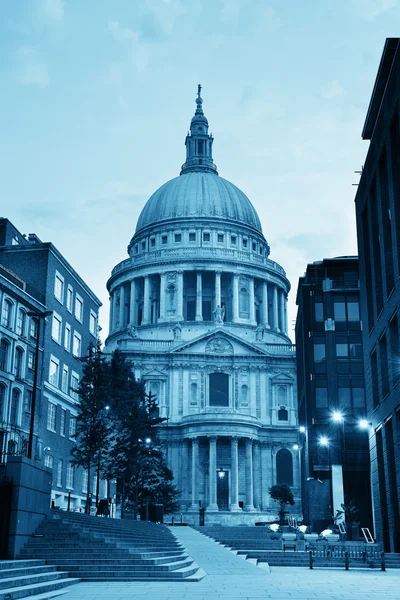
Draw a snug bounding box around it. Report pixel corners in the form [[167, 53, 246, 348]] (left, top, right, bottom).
[[1, 0, 400, 340]]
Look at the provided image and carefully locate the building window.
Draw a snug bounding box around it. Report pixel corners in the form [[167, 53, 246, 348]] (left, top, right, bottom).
[[203, 232, 210, 242], [61, 365, 69, 393], [47, 402, 56, 431], [45, 454, 54, 469], [54, 272, 64, 303], [57, 460, 63, 487], [141, 240, 146, 251], [64, 324, 71, 352], [52, 313, 62, 344], [189, 232, 196, 242], [66, 463, 74, 489], [162, 235, 168, 245], [276, 449, 293, 486], [15, 347, 23, 378], [60, 408, 66, 436], [66, 285, 73, 312], [82, 469, 88, 493], [69, 415, 77, 438], [16, 309, 26, 336], [10, 388, 20, 425], [231, 235, 237, 245], [150, 237, 155, 248], [75, 295, 83, 322], [336, 343, 348, 358], [314, 302, 324, 322], [334, 301, 346, 321], [0, 339, 10, 371], [313, 342, 326, 361], [23, 390, 32, 428], [174, 233, 182, 243], [72, 332, 81, 357], [89, 311, 97, 336], [278, 407, 288, 421], [70, 372, 79, 400], [252, 242, 257, 252], [49, 357, 59, 387], [28, 350, 35, 371], [239, 287, 250, 318], [209, 372, 229, 407], [315, 386, 328, 408], [2, 299, 12, 328], [217, 233, 224, 243], [242, 238, 248, 248], [0, 384, 5, 421], [30, 317, 38, 339]]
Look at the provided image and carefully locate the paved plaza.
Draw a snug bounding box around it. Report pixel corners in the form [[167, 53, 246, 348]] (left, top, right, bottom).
[[62, 526, 400, 600]]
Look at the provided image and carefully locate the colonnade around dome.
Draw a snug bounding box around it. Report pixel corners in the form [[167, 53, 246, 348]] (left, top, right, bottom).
[[108, 269, 289, 336]]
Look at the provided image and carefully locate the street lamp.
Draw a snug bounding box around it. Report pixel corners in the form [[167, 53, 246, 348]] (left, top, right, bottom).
[[359, 419, 371, 430], [318, 436, 329, 446], [332, 411, 343, 423], [26, 310, 52, 460]]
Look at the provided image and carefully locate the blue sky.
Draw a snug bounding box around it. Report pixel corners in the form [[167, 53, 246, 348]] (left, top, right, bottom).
[[1, 0, 400, 338]]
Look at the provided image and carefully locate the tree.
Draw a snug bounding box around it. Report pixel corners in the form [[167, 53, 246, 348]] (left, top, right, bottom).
[[334, 497, 360, 540], [269, 483, 295, 525], [70, 340, 111, 512]]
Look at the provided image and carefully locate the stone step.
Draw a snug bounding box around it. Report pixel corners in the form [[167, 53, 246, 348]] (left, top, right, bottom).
[[0, 571, 69, 591], [45, 558, 194, 573], [0, 561, 46, 572], [0, 577, 80, 600], [0, 566, 58, 580], [67, 564, 200, 580]]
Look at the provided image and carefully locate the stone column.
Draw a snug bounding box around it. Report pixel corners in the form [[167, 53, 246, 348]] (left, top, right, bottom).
[[129, 279, 136, 325], [159, 273, 166, 321], [253, 442, 261, 510], [262, 281, 269, 328], [119, 284, 125, 330], [196, 271, 203, 321], [215, 271, 221, 309], [189, 438, 199, 511], [230, 437, 240, 511], [232, 273, 239, 322], [181, 440, 189, 509], [177, 271, 184, 321], [244, 438, 255, 511], [249, 277, 256, 324], [284, 294, 288, 334], [279, 289, 285, 332], [261, 442, 272, 510], [273, 285, 279, 331], [143, 276, 150, 325], [208, 437, 219, 511], [109, 294, 113, 333]]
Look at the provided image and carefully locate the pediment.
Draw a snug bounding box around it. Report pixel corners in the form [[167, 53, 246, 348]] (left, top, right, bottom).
[[270, 371, 295, 384], [171, 329, 269, 357]]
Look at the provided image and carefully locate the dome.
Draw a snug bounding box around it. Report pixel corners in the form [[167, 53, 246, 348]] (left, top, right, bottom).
[[136, 171, 263, 234]]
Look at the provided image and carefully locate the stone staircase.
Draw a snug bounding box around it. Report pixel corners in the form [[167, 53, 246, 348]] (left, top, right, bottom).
[[0, 559, 79, 600], [19, 510, 203, 581], [196, 526, 400, 570]]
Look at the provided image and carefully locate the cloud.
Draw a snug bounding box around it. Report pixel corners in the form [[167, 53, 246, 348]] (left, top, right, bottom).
[[107, 20, 140, 43], [15, 46, 49, 88], [320, 80, 346, 99], [355, 0, 398, 21], [40, 0, 64, 22]]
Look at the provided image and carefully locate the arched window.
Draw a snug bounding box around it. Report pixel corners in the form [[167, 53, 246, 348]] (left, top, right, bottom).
[[10, 388, 20, 425], [277, 386, 287, 404], [15, 347, 24, 378], [0, 384, 6, 420], [239, 287, 250, 318], [191, 382, 197, 403], [276, 448, 293, 486], [0, 339, 10, 371], [209, 373, 229, 407], [2, 299, 12, 328], [16, 309, 26, 336], [167, 284, 176, 310], [240, 384, 248, 404]]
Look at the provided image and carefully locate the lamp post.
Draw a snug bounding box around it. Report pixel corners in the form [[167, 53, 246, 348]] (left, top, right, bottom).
[[330, 411, 346, 526], [26, 310, 52, 460]]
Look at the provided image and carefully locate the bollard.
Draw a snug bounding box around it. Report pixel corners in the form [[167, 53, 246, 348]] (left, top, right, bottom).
[[362, 551, 366, 564], [309, 550, 314, 570], [171, 516, 175, 526], [345, 551, 349, 571], [381, 552, 386, 572], [180, 512, 183, 524], [67, 491, 71, 512]]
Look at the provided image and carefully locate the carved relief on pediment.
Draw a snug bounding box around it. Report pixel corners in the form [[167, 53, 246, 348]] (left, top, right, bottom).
[[205, 337, 234, 355]]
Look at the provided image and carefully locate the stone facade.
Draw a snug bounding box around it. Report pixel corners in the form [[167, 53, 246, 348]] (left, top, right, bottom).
[[105, 88, 300, 525]]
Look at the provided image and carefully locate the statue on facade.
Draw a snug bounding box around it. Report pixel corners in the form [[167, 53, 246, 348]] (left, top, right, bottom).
[[173, 323, 182, 339], [213, 304, 225, 324], [127, 324, 137, 338], [255, 324, 265, 341]]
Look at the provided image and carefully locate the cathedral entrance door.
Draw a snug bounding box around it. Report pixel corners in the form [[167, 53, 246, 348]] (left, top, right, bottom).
[[217, 470, 229, 510]]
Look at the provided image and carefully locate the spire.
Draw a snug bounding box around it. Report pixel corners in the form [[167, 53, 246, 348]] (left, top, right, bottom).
[[180, 85, 218, 176]]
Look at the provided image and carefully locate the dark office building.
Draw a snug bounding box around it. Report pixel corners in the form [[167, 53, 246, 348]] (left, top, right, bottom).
[[295, 257, 372, 533], [354, 38, 400, 553]]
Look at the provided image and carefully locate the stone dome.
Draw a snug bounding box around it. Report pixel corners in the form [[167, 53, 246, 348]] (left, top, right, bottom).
[[135, 171, 263, 234]]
